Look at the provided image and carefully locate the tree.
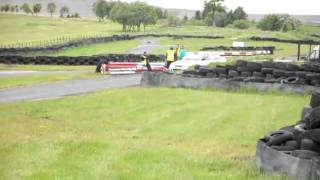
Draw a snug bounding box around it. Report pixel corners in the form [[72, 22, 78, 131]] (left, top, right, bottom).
[[59, 6, 69, 18], [257, 14, 300, 32], [47, 3, 56, 17], [14, 5, 19, 12], [21, 3, 32, 15], [110, 1, 158, 32], [214, 11, 228, 27], [232, 7, 247, 21], [92, 0, 116, 21], [167, 13, 181, 27], [155, 8, 164, 19], [195, 10, 201, 20], [10, 5, 15, 13], [202, 0, 225, 26], [33, 3, 42, 16], [233, 19, 250, 29], [163, 10, 168, 19], [4, 4, 10, 12]]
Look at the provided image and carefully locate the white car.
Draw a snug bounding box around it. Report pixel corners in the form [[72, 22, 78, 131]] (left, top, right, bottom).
[[169, 52, 227, 70]]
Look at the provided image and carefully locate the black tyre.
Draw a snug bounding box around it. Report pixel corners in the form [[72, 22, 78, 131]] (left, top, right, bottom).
[[296, 71, 309, 79], [262, 68, 274, 74], [235, 60, 247, 67], [306, 107, 320, 129], [240, 71, 252, 77], [237, 66, 251, 72], [310, 91, 320, 108], [306, 73, 320, 80], [266, 132, 294, 146], [286, 63, 300, 71], [212, 68, 227, 75], [246, 61, 262, 72], [244, 77, 265, 83], [273, 69, 286, 78], [275, 62, 287, 70], [228, 70, 239, 78], [301, 107, 313, 122], [301, 63, 313, 72], [261, 61, 275, 68], [206, 72, 216, 78], [300, 139, 320, 153], [253, 72, 264, 77], [280, 77, 299, 84], [291, 150, 320, 159]]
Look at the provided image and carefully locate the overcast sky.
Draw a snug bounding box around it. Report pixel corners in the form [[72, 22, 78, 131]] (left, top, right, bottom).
[[124, 0, 320, 15]]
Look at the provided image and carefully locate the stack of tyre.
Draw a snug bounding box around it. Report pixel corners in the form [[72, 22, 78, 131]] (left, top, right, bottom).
[[182, 60, 320, 87], [262, 92, 320, 159]]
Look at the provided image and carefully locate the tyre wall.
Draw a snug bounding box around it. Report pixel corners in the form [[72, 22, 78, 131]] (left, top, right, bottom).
[[140, 72, 318, 94], [182, 60, 320, 87], [0, 54, 165, 66], [250, 36, 320, 45], [0, 34, 224, 55], [256, 91, 320, 179]]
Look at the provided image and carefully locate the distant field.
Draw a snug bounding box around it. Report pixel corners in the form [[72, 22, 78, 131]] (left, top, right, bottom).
[[151, 37, 312, 58], [49, 39, 141, 56], [1, 14, 320, 46], [0, 87, 308, 179]]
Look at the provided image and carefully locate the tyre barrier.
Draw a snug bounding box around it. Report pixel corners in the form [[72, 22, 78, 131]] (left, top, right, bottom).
[[0, 34, 224, 55], [201, 46, 275, 53], [256, 92, 320, 179], [182, 60, 320, 87], [250, 36, 320, 45], [0, 54, 165, 66]]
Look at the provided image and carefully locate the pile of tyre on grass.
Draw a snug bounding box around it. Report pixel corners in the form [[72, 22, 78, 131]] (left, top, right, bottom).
[[0, 34, 224, 56], [256, 92, 320, 179], [250, 36, 320, 45], [182, 60, 320, 87], [263, 92, 320, 158], [0, 54, 165, 66], [201, 46, 275, 52]]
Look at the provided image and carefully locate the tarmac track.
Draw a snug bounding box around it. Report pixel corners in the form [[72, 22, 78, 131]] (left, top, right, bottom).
[[0, 74, 142, 104]]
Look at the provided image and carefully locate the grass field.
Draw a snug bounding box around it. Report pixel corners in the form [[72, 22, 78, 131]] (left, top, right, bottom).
[[0, 64, 94, 71], [151, 37, 312, 58], [0, 88, 308, 179], [1, 14, 320, 46], [49, 39, 141, 56]]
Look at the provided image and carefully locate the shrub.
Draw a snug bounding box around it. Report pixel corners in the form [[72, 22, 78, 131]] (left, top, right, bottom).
[[233, 19, 250, 29], [257, 14, 300, 32]]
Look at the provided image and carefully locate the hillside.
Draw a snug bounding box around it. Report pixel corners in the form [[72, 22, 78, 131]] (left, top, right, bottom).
[[1, 0, 320, 24]]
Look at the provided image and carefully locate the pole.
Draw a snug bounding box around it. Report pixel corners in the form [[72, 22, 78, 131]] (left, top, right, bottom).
[[297, 43, 301, 61], [318, 44, 320, 62]]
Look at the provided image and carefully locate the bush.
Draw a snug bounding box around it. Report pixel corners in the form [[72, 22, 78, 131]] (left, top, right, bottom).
[[214, 12, 228, 27], [233, 19, 250, 29], [257, 14, 300, 32]]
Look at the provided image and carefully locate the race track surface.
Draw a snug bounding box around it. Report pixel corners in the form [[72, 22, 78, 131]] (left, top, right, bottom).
[[0, 74, 142, 104]]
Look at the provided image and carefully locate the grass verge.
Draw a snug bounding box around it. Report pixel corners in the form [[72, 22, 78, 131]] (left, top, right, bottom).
[[0, 87, 308, 179], [0, 64, 94, 71]]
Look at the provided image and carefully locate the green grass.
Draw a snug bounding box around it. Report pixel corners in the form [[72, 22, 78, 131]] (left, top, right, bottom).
[[0, 87, 308, 179], [0, 14, 157, 45], [1, 14, 319, 46], [0, 64, 94, 71], [49, 39, 141, 56], [152, 37, 312, 58], [0, 72, 100, 89]]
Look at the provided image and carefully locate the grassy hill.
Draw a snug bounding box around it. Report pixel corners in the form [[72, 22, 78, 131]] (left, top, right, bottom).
[[1, 13, 320, 46]]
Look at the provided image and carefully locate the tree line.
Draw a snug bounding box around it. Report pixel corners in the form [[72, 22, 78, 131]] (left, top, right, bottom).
[[92, 0, 167, 32], [0, 2, 79, 18], [190, 0, 300, 32]]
